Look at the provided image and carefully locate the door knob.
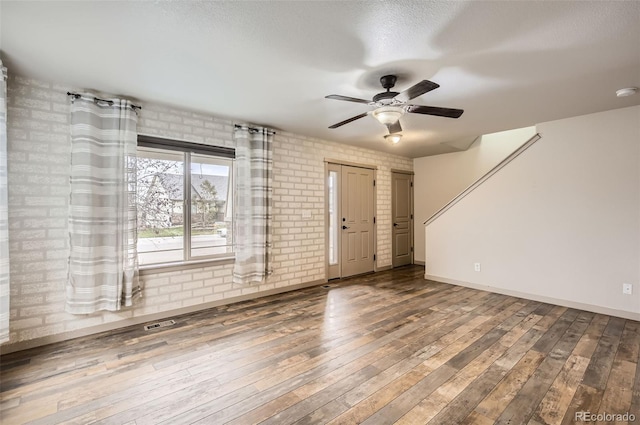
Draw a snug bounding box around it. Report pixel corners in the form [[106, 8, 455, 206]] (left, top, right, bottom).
[[342, 225, 349, 230], [393, 223, 398, 227]]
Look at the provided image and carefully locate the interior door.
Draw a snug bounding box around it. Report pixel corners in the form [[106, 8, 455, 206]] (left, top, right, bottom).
[[392, 171, 413, 267], [341, 165, 375, 277]]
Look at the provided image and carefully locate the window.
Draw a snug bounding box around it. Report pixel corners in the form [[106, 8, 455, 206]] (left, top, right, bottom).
[[328, 169, 339, 266], [136, 136, 234, 266]]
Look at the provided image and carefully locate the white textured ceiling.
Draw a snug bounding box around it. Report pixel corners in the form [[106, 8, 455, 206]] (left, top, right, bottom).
[[1, 1, 639, 158]]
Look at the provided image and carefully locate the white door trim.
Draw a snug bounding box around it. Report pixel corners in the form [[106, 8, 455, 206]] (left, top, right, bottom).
[[325, 161, 377, 279]]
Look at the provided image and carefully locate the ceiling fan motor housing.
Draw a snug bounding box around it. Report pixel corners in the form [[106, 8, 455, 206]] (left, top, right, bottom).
[[374, 75, 400, 105], [373, 91, 400, 104]]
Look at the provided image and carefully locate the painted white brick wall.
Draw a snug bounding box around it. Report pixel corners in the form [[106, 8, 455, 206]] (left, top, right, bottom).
[[4, 74, 412, 348]]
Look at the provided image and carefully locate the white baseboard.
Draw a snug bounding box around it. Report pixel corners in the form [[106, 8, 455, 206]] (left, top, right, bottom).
[[413, 260, 425, 266], [1, 278, 327, 355], [425, 274, 640, 322]]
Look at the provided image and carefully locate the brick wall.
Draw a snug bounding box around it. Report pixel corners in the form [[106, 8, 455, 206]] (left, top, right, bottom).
[[3, 74, 412, 349]]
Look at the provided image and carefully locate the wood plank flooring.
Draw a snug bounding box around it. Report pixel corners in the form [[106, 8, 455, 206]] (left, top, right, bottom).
[[1, 266, 638, 424]]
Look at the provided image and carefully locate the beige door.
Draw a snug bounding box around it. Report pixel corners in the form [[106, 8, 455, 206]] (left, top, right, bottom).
[[341, 165, 375, 277], [392, 171, 413, 267]]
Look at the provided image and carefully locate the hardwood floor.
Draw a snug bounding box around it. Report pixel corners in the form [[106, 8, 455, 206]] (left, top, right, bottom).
[[1, 266, 638, 424]]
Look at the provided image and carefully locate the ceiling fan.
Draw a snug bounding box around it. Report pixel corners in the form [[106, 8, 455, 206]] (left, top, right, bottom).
[[325, 75, 464, 135]]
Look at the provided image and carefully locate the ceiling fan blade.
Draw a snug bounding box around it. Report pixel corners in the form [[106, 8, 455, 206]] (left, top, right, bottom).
[[386, 121, 402, 134], [394, 80, 440, 103], [406, 104, 464, 118], [328, 112, 369, 129], [325, 94, 370, 104]]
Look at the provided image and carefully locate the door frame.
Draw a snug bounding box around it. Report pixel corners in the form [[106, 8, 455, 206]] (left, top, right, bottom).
[[325, 159, 378, 280], [391, 169, 414, 267]]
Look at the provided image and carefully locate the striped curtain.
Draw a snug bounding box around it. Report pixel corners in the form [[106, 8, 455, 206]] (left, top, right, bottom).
[[66, 95, 140, 313], [0, 62, 9, 343], [233, 126, 273, 284]]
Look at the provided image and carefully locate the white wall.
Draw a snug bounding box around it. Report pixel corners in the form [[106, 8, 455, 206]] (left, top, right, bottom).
[[425, 106, 640, 320], [413, 127, 536, 262], [3, 74, 412, 351]]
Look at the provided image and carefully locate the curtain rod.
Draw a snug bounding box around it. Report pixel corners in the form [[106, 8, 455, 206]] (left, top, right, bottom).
[[67, 92, 142, 111], [234, 124, 276, 135]]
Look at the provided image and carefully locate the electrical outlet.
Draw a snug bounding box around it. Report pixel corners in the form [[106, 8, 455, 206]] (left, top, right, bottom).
[[474, 263, 481, 272], [622, 283, 633, 295]]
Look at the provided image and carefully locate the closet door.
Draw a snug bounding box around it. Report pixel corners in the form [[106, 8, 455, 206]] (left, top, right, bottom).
[[392, 171, 413, 267]]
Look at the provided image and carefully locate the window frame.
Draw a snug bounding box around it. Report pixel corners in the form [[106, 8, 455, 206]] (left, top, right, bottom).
[[137, 135, 235, 272]]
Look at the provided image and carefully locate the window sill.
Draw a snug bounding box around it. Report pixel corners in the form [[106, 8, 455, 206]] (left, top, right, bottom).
[[139, 256, 235, 275]]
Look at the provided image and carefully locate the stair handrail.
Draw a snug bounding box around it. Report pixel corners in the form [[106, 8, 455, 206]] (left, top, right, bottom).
[[424, 133, 542, 226]]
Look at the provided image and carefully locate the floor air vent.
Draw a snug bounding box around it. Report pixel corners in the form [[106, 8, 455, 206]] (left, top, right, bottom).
[[144, 319, 176, 331]]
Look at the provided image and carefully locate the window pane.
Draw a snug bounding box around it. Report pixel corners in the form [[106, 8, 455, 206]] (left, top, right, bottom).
[[328, 170, 338, 265], [190, 153, 233, 258], [136, 147, 184, 265]]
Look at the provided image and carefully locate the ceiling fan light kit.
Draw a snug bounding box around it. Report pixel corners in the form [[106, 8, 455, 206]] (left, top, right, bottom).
[[372, 106, 405, 125], [384, 134, 402, 144], [325, 75, 464, 141]]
